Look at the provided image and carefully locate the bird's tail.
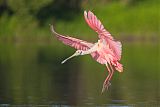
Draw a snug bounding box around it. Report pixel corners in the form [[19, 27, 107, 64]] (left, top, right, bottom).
[[115, 62, 123, 72]]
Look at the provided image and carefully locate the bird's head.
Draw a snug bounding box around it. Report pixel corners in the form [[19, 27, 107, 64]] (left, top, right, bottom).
[[75, 50, 84, 55]]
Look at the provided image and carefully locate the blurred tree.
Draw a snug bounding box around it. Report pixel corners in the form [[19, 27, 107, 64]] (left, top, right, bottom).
[[83, 0, 154, 6], [7, 0, 52, 16], [0, 0, 13, 16], [36, 0, 82, 25], [0, 0, 82, 25]]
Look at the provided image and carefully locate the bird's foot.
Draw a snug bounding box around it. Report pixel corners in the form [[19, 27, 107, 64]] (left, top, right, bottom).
[[101, 81, 111, 94]]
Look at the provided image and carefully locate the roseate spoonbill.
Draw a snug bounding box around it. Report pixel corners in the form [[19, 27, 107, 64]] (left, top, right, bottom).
[[50, 10, 123, 93]]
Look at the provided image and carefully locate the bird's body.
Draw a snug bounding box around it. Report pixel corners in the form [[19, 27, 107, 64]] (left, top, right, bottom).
[[50, 11, 123, 93]]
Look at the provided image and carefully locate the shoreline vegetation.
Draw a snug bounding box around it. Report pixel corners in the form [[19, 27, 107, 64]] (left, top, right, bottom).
[[0, 0, 159, 42], [0, 34, 158, 44]]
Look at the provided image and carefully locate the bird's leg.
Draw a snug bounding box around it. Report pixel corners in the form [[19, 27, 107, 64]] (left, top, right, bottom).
[[102, 63, 111, 93], [108, 63, 114, 82], [101, 63, 114, 93]]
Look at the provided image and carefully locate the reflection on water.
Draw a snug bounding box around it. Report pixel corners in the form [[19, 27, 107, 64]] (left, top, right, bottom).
[[0, 40, 159, 106]]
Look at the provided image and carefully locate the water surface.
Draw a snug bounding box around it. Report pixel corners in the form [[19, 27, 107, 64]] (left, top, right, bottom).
[[0, 39, 159, 106]]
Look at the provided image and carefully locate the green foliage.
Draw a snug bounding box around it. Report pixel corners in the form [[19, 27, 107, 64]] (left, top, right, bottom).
[[0, 0, 159, 40], [7, 0, 53, 15], [0, 14, 36, 36], [55, 0, 159, 38]]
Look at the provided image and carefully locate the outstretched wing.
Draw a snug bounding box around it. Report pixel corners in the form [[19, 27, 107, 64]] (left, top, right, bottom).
[[50, 25, 94, 51], [84, 11, 113, 40], [84, 11, 122, 60]]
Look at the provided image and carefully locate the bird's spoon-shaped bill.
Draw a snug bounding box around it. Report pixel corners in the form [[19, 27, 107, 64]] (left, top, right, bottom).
[[61, 51, 80, 64]]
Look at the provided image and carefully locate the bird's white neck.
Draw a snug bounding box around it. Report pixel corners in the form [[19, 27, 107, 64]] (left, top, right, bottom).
[[81, 42, 98, 55]]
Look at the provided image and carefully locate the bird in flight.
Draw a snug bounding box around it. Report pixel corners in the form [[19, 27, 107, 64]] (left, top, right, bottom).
[[50, 10, 123, 93]]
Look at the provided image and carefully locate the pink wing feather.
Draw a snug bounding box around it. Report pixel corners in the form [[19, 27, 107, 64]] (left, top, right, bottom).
[[84, 11, 113, 40], [50, 25, 94, 51], [84, 11, 122, 60]]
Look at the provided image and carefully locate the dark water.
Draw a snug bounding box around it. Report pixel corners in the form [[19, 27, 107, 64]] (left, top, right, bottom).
[[0, 40, 159, 106]]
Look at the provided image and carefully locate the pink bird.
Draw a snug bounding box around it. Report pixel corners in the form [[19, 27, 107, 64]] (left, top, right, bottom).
[[50, 10, 123, 93]]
